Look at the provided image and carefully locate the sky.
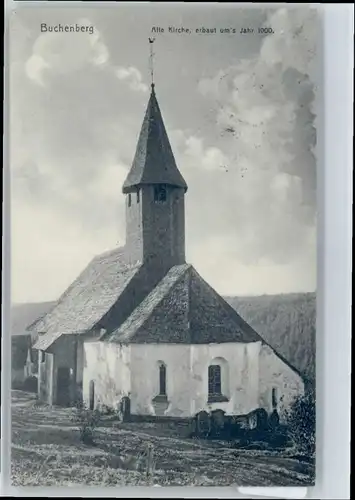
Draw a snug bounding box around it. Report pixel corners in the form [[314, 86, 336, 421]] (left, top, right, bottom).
[[9, 4, 318, 304]]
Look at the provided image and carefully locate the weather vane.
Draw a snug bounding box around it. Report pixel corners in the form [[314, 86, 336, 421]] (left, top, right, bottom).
[[148, 37, 156, 87]]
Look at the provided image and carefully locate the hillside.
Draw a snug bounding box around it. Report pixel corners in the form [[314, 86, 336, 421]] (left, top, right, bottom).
[[225, 293, 316, 382], [11, 301, 56, 371], [11, 301, 56, 335]]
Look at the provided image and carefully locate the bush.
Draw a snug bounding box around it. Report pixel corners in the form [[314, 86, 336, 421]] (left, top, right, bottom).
[[284, 389, 316, 458], [71, 402, 101, 445]]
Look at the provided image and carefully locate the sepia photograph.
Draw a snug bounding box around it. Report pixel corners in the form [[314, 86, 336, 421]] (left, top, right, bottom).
[[9, 4, 318, 488]]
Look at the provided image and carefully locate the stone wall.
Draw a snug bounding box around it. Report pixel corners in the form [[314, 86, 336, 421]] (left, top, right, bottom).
[[50, 336, 77, 404], [36, 335, 92, 406], [83, 340, 304, 419], [83, 341, 264, 418], [258, 343, 304, 421], [76, 342, 83, 383], [38, 351, 54, 404], [83, 341, 131, 410], [125, 185, 185, 268], [130, 343, 191, 417], [125, 188, 143, 265], [182, 342, 260, 417]]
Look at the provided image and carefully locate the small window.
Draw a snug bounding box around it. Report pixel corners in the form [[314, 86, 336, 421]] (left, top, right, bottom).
[[159, 363, 166, 396], [154, 185, 167, 203], [128, 194, 132, 207], [208, 365, 222, 396], [136, 189, 140, 203], [89, 380, 95, 410], [272, 387, 278, 409]]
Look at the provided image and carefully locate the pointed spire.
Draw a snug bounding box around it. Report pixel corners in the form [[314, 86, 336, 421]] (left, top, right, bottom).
[[122, 84, 188, 194]]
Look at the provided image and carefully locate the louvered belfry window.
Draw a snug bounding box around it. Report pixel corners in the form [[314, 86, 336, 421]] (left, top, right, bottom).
[[208, 365, 222, 395], [154, 185, 167, 203]]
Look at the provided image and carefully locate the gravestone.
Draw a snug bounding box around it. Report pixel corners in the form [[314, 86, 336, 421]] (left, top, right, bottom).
[[195, 410, 210, 438], [120, 396, 131, 422], [256, 408, 269, 431], [228, 415, 242, 438], [210, 409, 226, 437], [247, 408, 268, 431], [248, 410, 258, 430], [269, 409, 280, 431]]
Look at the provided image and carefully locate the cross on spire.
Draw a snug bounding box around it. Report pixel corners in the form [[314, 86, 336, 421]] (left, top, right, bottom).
[[148, 37, 155, 88], [122, 73, 187, 194]]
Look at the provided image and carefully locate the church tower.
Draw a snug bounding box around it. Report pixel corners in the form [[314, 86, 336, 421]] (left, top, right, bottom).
[[122, 83, 188, 268]]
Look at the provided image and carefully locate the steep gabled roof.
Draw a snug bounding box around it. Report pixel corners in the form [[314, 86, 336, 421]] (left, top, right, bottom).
[[122, 84, 187, 194], [106, 264, 304, 378], [32, 247, 142, 349], [107, 265, 262, 344], [33, 331, 62, 352], [106, 264, 191, 343]]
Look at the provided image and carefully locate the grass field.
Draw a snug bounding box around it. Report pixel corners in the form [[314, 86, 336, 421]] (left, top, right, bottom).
[[11, 390, 315, 487]]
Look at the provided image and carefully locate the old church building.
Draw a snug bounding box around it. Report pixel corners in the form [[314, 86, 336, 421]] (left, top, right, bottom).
[[33, 83, 304, 420]]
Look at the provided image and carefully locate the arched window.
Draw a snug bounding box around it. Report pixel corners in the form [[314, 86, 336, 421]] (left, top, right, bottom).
[[128, 193, 132, 207], [136, 189, 140, 203], [89, 380, 95, 410], [272, 387, 278, 409], [208, 365, 221, 396], [207, 357, 229, 403], [159, 363, 166, 396]]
